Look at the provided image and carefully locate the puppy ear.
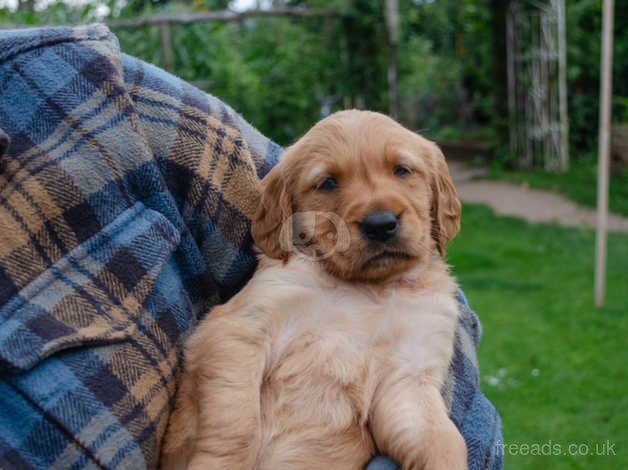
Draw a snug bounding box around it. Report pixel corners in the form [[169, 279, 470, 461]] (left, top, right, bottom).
[[251, 160, 293, 260], [430, 144, 461, 256]]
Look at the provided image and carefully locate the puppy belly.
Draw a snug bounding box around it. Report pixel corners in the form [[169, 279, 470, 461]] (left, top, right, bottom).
[[256, 335, 375, 469], [256, 420, 373, 470], [256, 381, 374, 470]]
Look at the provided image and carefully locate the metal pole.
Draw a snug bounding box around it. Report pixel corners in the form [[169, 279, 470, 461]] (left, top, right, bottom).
[[595, 0, 614, 307]]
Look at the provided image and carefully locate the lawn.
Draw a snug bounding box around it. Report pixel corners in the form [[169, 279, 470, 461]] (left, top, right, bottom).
[[447, 203, 628, 469], [487, 158, 628, 217]]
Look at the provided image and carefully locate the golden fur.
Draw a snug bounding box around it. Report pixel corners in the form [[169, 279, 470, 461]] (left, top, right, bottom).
[[161, 110, 466, 470]]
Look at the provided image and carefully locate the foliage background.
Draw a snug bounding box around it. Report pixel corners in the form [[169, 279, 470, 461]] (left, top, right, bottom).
[[2, 2, 628, 469], [4, 0, 628, 149]]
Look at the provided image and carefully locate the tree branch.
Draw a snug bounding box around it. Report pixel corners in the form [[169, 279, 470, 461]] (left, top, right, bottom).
[[107, 8, 340, 29]]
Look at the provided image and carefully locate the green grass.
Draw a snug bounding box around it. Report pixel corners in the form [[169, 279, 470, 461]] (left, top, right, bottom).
[[447, 204, 628, 469], [487, 159, 628, 217]]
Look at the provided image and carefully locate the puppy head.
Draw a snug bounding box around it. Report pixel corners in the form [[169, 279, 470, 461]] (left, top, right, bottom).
[[252, 110, 460, 281]]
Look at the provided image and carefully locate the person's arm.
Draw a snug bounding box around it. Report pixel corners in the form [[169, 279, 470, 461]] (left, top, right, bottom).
[[0, 24, 279, 469], [0, 24, 501, 470]]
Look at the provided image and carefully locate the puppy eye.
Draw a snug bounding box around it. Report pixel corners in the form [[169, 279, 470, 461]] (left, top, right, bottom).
[[317, 176, 338, 192], [394, 164, 412, 177]]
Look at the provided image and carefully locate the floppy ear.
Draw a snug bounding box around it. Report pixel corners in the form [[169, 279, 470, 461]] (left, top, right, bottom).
[[251, 160, 293, 261], [430, 144, 461, 256]]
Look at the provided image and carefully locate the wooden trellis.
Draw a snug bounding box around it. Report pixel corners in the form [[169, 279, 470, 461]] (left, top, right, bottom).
[[107, 8, 339, 78], [507, 0, 569, 171]]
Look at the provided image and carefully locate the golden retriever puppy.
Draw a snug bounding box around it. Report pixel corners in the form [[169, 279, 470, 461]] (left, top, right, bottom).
[[161, 110, 466, 470]]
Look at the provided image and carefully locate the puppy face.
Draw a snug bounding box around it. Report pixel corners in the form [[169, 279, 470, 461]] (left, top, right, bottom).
[[252, 110, 460, 282]]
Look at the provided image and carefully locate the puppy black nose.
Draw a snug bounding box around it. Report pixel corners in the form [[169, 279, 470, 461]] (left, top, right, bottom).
[[359, 211, 399, 242]]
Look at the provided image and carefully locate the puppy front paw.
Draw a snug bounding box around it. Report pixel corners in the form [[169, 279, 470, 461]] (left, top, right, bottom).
[[420, 420, 467, 470]]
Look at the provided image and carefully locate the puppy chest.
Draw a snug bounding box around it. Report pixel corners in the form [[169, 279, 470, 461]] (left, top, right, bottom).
[[263, 327, 373, 432], [265, 287, 458, 394]]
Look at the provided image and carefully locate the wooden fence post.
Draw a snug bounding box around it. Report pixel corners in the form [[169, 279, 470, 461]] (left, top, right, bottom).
[[384, 0, 400, 120], [557, 0, 569, 172], [159, 23, 174, 71], [595, 0, 614, 307]]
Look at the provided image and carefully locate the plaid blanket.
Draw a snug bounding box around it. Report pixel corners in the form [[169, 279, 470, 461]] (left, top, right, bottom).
[[0, 25, 502, 470]]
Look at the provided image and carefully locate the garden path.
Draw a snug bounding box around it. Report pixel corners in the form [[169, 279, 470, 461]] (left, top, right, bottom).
[[448, 162, 628, 233]]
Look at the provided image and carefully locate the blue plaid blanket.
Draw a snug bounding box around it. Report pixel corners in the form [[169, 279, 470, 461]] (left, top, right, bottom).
[[0, 25, 502, 470]]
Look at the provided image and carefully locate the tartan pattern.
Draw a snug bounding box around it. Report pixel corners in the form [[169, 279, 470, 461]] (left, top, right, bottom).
[[0, 25, 501, 469]]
